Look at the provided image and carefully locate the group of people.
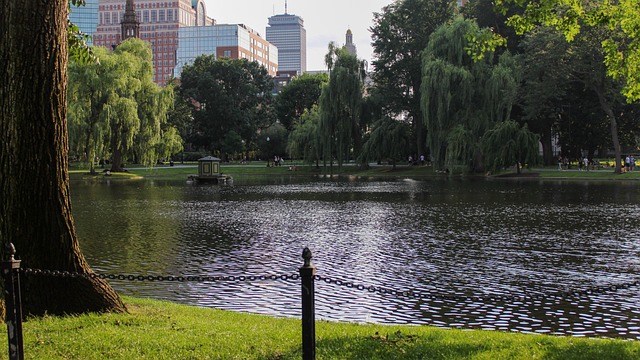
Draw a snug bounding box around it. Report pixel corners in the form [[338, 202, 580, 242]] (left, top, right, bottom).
[[408, 154, 426, 166], [557, 155, 638, 171], [624, 155, 636, 172], [557, 156, 596, 171], [269, 155, 284, 167]]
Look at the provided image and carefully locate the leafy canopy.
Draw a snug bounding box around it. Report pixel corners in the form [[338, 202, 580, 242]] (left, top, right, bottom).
[[495, 0, 640, 102], [179, 56, 274, 156]]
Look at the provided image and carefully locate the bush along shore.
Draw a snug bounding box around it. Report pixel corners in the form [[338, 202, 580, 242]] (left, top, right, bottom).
[[1, 296, 639, 360]]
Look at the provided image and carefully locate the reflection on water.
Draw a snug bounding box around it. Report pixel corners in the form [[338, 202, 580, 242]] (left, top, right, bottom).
[[71, 176, 640, 339]]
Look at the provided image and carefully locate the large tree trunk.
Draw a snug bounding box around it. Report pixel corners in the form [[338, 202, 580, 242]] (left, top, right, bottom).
[[110, 147, 125, 172], [0, 0, 125, 315], [593, 83, 622, 174], [540, 125, 554, 166]]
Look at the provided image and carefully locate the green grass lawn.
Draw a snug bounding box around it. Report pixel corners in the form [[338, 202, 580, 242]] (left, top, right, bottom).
[[69, 162, 445, 181], [69, 161, 640, 182], [2, 296, 638, 360]]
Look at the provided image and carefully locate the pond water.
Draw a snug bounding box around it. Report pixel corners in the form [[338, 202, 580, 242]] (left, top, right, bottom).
[[70, 175, 640, 339]]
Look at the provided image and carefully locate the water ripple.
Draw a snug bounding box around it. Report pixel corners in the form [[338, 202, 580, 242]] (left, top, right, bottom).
[[72, 178, 640, 339]]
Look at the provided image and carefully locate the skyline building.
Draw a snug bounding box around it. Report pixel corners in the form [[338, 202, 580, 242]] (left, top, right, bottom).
[[93, 0, 214, 86], [174, 24, 278, 78], [266, 10, 306, 75], [69, 0, 100, 46]]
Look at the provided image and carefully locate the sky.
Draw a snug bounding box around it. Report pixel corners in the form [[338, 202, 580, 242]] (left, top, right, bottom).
[[204, 0, 395, 71]]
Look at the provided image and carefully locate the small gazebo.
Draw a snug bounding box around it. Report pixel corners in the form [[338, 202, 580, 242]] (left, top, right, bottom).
[[197, 156, 221, 178], [188, 156, 231, 184]]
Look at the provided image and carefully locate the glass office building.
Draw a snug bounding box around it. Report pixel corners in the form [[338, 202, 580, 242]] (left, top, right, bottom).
[[175, 24, 278, 78], [69, 0, 100, 46]]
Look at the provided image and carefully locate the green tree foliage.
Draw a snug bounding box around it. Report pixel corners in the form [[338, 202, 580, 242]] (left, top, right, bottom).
[[274, 73, 328, 130], [257, 123, 288, 163], [359, 116, 412, 169], [221, 130, 244, 160], [557, 84, 612, 159], [319, 47, 366, 172], [370, 0, 456, 156], [421, 17, 520, 172], [567, 25, 636, 172], [179, 56, 274, 159], [68, 0, 95, 64], [518, 27, 570, 165], [165, 88, 195, 148], [287, 106, 321, 166], [462, 0, 522, 56], [495, 0, 640, 102], [68, 38, 180, 171], [68, 47, 111, 173], [482, 120, 539, 174]]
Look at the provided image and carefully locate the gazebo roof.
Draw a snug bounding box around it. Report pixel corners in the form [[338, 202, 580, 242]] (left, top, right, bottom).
[[198, 156, 221, 162]]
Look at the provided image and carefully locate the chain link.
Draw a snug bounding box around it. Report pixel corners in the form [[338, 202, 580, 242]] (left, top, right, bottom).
[[314, 275, 640, 303], [20, 268, 639, 303], [21, 268, 300, 283]]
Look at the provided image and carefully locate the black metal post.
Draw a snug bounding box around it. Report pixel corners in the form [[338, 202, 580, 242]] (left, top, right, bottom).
[[2, 243, 24, 360], [299, 247, 316, 360]]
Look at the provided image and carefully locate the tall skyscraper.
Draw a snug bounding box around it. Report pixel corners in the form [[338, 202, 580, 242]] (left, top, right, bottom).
[[93, 0, 214, 86], [69, 0, 100, 46], [266, 6, 306, 74]]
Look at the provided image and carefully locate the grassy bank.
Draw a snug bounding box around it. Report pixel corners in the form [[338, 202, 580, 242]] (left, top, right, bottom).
[[69, 162, 444, 181], [2, 296, 638, 360], [69, 161, 640, 182]]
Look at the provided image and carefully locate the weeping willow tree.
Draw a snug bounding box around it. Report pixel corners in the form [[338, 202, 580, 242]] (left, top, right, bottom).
[[68, 38, 180, 172], [318, 46, 366, 173], [421, 17, 520, 173], [68, 50, 111, 174], [287, 106, 321, 167], [359, 116, 412, 169], [482, 120, 540, 174], [133, 81, 182, 166]]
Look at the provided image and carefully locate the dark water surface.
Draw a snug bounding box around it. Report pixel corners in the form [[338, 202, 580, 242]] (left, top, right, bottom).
[[71, 176, 640, 339]]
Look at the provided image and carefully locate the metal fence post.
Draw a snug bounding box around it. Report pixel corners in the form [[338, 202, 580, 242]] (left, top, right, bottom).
[[299, 247, 316, 360], [2, 243, 24, 360]]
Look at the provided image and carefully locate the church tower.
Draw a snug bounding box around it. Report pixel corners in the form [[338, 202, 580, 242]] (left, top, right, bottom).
[[344, 29, 357, 57], [120, 0, 140, 42]]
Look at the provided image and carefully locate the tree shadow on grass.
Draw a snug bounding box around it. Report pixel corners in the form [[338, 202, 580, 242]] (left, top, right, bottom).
[[293, 329, 640, 360]]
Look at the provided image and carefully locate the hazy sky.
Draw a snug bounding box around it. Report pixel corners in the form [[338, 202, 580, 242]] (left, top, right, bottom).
[[203, 0, 395, 71]]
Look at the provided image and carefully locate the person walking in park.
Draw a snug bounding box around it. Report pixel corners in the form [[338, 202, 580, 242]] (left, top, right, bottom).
[[625, 155, 631, 172]]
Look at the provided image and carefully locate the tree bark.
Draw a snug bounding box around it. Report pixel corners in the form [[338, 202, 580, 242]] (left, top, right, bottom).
[[593, 83, 622, 174], [0, 0, 125, 315], [110, 147, 125, 172], [540, 125, 555, 166]]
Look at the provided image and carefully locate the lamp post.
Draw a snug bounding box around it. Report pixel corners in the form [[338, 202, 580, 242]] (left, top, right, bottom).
[[266, 136, 270, 167]]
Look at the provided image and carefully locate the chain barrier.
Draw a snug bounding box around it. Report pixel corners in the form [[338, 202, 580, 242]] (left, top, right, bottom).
[[21, 268, 300, 283], [314, 274, 640, 303], [21, 268, 640, 303]]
